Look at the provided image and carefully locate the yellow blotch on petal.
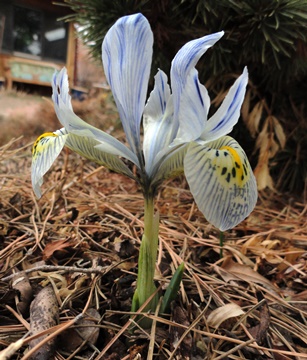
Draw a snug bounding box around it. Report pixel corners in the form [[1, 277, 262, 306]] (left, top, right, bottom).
[[219, 145, 248, 187], [32, 132, 58, 157]]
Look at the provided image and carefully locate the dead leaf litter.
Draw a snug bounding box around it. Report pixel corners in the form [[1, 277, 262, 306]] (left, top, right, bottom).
[[0, 135, 306, 359]]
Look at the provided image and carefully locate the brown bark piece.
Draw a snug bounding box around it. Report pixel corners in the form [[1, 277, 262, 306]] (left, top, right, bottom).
[[28, 286, 59, 360], [59, 308, 100, 352]]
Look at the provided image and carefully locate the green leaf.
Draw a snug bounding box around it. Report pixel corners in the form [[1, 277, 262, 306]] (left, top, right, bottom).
[[131, 289, 140, 313], [160, 262, 185, 314]]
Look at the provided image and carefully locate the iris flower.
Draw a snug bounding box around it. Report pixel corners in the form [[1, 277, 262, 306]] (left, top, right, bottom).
[[32, 13, 257, 314]]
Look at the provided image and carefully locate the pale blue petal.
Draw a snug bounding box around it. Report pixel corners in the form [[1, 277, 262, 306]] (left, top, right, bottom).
[[171, 31, 224, 124], [51, 69, 140, 167], [184, 136, 257, 231], [31, 129, 68, 198], [201, 67, 248, 142], [102, 13, 153, 157], [52, 68, 73, 126], [172, 68, 210, 145], [144, 70, 171, 126], [143, 70, 175, 173]]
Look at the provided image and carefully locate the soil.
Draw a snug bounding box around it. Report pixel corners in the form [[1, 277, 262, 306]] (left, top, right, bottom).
[[0, 88, 118, 146], [0, 91, 43, 118], [0, 90, 51, 146]]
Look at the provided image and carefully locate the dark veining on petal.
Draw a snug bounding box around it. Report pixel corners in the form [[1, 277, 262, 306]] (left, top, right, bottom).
[[210, 81, 243, 133], [194, 75, 204, 107]]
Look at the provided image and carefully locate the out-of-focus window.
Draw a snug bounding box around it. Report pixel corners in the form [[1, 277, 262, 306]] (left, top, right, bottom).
[[43, 15, 67, 62], [0, 2, 67, 63], [13, 6, 42, 57]]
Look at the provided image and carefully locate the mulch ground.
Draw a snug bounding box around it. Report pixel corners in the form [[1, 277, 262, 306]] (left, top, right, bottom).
[[0, 137, 306, 359]]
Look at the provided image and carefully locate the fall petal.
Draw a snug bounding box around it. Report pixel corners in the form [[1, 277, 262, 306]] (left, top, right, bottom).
[[31, 129, 68, 198], [184, 136, 257, 231], [65, 134, 136, 180], [31, 128, 136, 199]]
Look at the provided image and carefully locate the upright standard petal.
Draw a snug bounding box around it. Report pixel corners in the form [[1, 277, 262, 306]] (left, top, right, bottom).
[[201, 67, 248, 142], [102, 13, 153, 158], [172, 68, 210, 145], [143, 70, 175, 174], [171, 31, 224, 130], [52, 69, 140, 167], [184, 136, 257, 231]]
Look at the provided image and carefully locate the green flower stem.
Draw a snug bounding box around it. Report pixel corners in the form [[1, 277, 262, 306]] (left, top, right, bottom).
[[131, 195, 184, 328], [132, 196, 159, 315]]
